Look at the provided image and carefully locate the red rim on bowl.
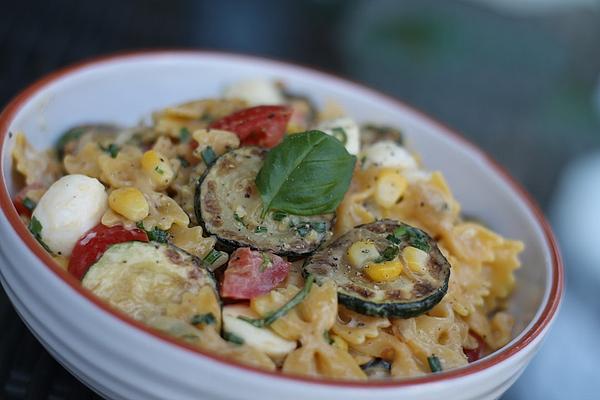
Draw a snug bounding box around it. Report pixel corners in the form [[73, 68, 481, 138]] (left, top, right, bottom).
[[0, 50, 564, 388]]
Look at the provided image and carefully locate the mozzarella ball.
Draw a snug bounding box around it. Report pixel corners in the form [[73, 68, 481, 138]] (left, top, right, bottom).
[[32, 174, 107, 256], [361, 140, 418, 169], [224, 79, 284, 106], [318, 117, 361, 155]]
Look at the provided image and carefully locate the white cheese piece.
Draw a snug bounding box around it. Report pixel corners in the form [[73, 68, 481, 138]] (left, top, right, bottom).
[[317, 117, 361, 155], [361, 140, 418, 170], [32, 174, 107, 256], [224, 79, 284, 106], [222, 304, 296, 358]]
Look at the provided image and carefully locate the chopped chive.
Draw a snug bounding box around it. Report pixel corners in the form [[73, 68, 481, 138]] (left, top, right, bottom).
[[233, 212, 246, 227], [323, 330, 334, 345], [28, 216, 53, 253], [190, 312, 215, 326], [296, 224, 310, 237], [179, 127, 191, 143], [154, 165, 165, 175], [201, 146, 217, 166], [259, 252, 272, 272], [238, 275, 315, 328], [177, 155, 190, 168], [222, 331, 244, 345], [310, 221, 327, 233], [56, 127, 85, 158], [428, 355, 443, 373], [136, 221, 169, 243], [390, 225, 430, 252], [331, 127, 348, 145], [271, 210, 288, 221], [376, 246, 399, 262], [22, 197, 36, 212], [254, 226, 267, 234], [202, 249, 222, 265], [99, 143, 120, 158]]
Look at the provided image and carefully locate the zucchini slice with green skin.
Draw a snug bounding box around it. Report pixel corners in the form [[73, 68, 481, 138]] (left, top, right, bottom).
[[195, 146, 333, 256], [303, 220, 450, 318], [82, 241, 218, 321]]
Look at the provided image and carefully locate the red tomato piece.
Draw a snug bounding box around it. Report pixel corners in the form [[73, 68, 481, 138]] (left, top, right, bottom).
[[221, 247, 290, 299], [12, 182, 44, 217], [209, 105, 292, 148], [463, 332, 486, 363], [68, 224, 148, 280]]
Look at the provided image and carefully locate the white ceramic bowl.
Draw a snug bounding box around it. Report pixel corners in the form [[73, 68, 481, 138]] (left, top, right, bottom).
[[0, 51, 563, 400]]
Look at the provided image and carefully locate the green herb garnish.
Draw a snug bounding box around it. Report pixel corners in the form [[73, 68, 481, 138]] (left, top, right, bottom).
[[255, 226, 268, 234], [296, 224, 310, 237], [259, 252, 272, 272], [376, 246, 399, 262], [55, 127, 85, 158], [388, 225, 431, 252], [222, 331, 245, 345], [331, 127, 348, 145], [238, 275, 315, 328], [28, 216, 52, 253], [309, 221, 327, 233], [427, 355, 443, 373], [22, 197, 36, 212], [179, 127, 191, 143], [190, 313, 216, 326], [154, 165, 164, 175], [136, 222, 169, 243], [99, 143, 120, 158], [233, 212, 247, 227], [255, 130, 356, 218], [202, 249, 222, 265], [323, 330, 334, 345], [177, 155, 190, 168], [271, 211, 288, 221], [201, 146, 217, 166]]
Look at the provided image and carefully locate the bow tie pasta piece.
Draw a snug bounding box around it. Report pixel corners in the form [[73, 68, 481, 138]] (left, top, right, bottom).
[[332, 305, 391, 346], [392, 302, 469, 373], [146, 315, 275, 371], [251, 280, 366, 379]]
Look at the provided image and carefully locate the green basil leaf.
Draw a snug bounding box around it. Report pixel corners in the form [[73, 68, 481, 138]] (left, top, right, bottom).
[[255, 130, 356, 217]]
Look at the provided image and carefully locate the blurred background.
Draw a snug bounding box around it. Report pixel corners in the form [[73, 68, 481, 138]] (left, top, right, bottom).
[[0, 0, 599, 398]]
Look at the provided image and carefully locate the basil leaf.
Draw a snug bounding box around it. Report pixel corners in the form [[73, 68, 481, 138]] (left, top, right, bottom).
[[22, 197, 36, 212], [28, 216, 53, 253], [255, 130, 356, 217]]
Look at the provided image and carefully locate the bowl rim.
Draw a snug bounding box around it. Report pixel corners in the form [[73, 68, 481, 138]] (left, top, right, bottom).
[[0, 49, 563, 388]]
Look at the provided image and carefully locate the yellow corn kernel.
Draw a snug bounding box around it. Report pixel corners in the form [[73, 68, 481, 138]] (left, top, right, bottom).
[[402, 246, 430, 273], [108, 187, 149, 222], [347, 240, 380, 268], [141, 150, 175, 188], [331, 334, 348, 351], [374, 169, 408, 209], [364, 260, 403, 282]]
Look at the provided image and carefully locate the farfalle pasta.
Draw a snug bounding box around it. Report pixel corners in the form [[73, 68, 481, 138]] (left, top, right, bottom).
[[11, 78, 523, 380]]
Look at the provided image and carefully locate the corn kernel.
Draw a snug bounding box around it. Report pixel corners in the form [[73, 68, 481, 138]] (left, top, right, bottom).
[[347, 240, 380, 268], [108, 187, 149, 222], [364, 260, 403, 282], [331, 334, 348, 351], [375, 170, 408, 209], [402, 246, 429, 273], [141, 150, 175, 189]]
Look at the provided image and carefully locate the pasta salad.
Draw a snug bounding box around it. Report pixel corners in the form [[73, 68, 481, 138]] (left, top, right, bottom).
[[11, 79, 523, 380]]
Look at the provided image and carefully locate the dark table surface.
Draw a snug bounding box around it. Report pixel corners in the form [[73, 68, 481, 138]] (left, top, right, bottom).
[[1, 0, 599, 399]]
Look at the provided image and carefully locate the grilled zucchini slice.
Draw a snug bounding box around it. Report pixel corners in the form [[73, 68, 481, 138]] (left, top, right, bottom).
[[82, 241, 218, 321], [195, 146, 333, 256], [303, 220, 450, 318]]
